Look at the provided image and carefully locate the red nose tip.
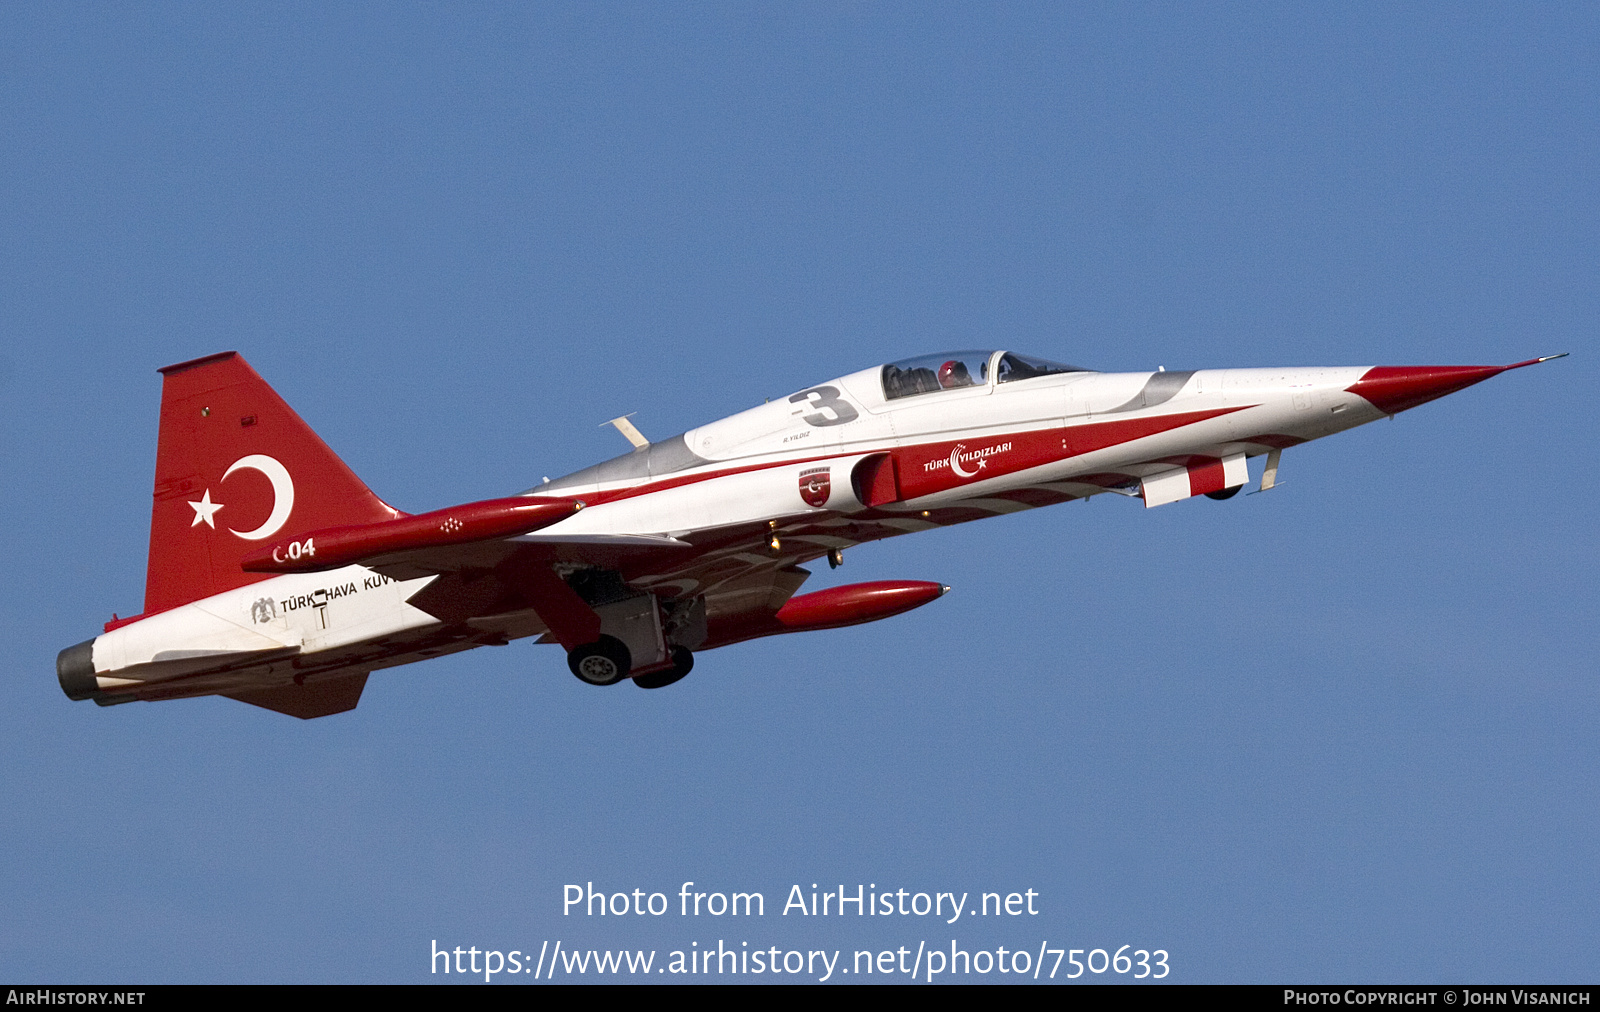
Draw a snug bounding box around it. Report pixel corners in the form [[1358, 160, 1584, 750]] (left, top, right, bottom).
[[1346, 365, 1505, 414], [1346, 355, 1563, 415]]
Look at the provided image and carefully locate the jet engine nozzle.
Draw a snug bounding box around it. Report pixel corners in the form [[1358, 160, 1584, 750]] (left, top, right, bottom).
[[57, 638, 98, 701]]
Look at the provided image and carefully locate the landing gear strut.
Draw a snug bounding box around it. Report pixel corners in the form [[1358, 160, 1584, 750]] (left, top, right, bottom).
[[634, 647, 694, 690], [568, 635, 632, 686]]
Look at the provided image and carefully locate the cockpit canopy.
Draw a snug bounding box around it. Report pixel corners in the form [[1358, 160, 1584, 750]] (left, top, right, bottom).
[[880, 350, 1090, 400]]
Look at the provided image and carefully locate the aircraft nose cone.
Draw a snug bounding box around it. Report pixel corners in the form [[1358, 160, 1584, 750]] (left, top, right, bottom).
[[1346, 364, 1506, 415]]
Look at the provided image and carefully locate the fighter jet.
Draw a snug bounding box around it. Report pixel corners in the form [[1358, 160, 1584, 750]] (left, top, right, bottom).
[[57, 349, 1562, 718]]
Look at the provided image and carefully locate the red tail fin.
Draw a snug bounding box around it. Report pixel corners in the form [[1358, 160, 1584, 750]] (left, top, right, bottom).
[[143, 352, 401, 615]]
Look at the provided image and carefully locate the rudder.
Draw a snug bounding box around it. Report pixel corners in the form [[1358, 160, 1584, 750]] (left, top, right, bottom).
[[144, 352, 401, 615]]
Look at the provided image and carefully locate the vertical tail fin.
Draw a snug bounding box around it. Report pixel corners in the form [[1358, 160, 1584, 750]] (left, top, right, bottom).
[[143, 352, 401, 615]]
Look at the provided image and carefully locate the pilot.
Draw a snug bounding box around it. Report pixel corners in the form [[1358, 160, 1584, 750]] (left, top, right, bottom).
[[938, 360, 974, 389]]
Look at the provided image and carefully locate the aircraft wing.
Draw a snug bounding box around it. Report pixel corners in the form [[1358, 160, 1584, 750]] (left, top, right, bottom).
[[361, 532, 691, 581], [366, 534, 700, 634], [237, 494, 956, 653], [364, 519, 817, 638]]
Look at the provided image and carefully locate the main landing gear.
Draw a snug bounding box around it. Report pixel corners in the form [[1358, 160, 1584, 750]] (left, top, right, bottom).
[[562, 582, 703, 689], [566, 639, 695, 689], [567, 635, 632, 686], [1205, 484, 1244, 500], [633, 647, 694, 690]]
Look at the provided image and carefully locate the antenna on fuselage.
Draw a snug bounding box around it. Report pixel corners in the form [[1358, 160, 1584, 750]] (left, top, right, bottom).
[[1248, 447, 1284, 494], [602, 414, 650, 449]]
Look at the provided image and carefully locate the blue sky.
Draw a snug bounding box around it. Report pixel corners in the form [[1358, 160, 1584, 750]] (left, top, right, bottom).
[[1, 4, 1595, 983]]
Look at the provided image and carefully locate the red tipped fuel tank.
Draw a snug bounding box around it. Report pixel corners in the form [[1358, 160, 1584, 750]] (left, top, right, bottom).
[[701, 579, 950, 650], [775, 580, 949, 632], [240, 496, 581, 573]]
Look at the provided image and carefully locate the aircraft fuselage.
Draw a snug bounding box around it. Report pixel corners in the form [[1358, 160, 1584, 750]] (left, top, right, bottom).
[[59, 350, 1548, 715]]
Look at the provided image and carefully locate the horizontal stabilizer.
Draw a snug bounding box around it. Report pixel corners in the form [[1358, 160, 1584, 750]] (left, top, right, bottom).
[[225, 671, 369, 719], [115, 644, 302, 681]]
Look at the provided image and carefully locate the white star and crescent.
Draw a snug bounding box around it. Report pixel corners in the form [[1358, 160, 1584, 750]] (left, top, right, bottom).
[[185, 455, 295, 540], [949, 443, 988, 479], [188, 489, 223, 528]]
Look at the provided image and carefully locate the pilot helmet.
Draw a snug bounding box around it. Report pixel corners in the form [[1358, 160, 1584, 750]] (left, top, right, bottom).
[[938, 360, 970, 388]]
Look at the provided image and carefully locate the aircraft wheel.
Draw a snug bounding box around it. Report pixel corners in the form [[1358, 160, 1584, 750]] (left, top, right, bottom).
[[634, 647, 694, 690], [568, 635, 632, 686], [1205, 485, 1243, 501]]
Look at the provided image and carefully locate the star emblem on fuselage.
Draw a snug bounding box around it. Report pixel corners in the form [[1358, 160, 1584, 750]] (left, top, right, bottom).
[[188, 489, 223, 528]]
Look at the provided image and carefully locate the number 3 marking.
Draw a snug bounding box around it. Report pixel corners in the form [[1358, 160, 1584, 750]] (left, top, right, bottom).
[[789, 386, 858, 427]]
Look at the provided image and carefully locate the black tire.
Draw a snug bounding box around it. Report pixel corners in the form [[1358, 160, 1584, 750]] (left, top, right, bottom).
[[1205, 484, 1243, 501], [568, 635, 632, 686], [634, 647, 694, 690]]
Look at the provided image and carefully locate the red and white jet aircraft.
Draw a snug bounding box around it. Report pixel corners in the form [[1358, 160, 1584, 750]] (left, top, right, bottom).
[[59, 349, 1560, 718]]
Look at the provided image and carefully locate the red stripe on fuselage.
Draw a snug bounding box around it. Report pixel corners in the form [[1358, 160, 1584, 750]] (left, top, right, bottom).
[[895, 407, 1249, 500], [572, 405, 1253, 509]]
